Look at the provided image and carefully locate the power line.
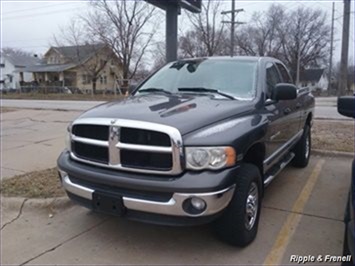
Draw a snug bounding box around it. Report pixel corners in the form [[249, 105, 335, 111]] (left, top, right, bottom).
[[2, 38, 49, 43], [2, 7, 82, 20], [1, 2, 78, 15]]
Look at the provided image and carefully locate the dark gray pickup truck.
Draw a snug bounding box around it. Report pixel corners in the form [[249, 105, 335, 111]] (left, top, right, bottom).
[[57, 56, 314, 246]]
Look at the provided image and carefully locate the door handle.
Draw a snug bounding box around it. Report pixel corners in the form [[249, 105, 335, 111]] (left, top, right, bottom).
[[283, 107, 291, 115], [296, 103, 302, 109]]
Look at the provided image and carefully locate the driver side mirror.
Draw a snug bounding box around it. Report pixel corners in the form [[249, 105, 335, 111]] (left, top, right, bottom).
[[272, 83, 297, 101]]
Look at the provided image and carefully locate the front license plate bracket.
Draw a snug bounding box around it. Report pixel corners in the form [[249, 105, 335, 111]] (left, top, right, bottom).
[[92, 192, 125, 216]]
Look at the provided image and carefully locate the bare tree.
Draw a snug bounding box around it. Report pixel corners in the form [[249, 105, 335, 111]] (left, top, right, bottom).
[[279, 6, 331, 80], [236, 4, 286, 57], [180, 0, 226, 57], [236, 4, 331, 81], [151, 41, 166, 72], [82, 0, 158, 88], [1, 47, 38, 59], [54, 19, 115, 94]]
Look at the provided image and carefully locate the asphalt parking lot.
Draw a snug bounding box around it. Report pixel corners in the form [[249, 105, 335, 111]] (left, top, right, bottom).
[[1, 108, 353, 265]]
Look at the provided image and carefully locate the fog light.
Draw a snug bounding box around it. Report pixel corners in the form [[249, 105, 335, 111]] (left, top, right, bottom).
[[191, 197, 206, 210], [183, 197, 207, 216]]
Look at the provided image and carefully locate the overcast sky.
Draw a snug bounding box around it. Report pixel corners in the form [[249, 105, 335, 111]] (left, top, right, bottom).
[[1, 0, 354, 66]]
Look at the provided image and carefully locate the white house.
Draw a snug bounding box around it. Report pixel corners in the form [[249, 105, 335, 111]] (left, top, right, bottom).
[[297, 68, 329, 91], [0, 51, 40, 90]]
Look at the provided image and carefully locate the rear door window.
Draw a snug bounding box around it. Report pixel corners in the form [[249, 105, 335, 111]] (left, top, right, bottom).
[[276, 63, 293, 84], [266, 62, 282, 99]]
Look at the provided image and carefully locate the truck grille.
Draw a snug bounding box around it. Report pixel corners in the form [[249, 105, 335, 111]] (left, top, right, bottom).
[[70, 118, 183, 175]]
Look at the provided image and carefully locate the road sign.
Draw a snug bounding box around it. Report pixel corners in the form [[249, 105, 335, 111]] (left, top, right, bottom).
[[145, 0, 201, 13], [180, 0, 201, 13]]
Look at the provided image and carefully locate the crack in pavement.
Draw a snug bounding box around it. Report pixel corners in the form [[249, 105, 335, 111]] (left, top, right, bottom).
[[1, 198, 28, 231], [262, 205, 343, 222], [2, 136, 62, 151], [20, 217, 112, 265], [1, 117, 71, 124], [1, 166, 26, 172], [28, 117, 71, 124]]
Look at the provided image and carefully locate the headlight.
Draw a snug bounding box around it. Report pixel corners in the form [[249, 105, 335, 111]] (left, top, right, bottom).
[[185, 146, 236, 170], [65, 123, 72, 151]]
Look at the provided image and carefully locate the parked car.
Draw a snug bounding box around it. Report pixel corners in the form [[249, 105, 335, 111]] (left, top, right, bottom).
[[57, 56, 314, 246], [337, 96, 354, 265]]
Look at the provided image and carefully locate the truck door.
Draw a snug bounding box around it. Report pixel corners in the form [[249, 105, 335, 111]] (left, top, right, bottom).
[[275, 62, 302, 135], [263, 62, 298, 169]]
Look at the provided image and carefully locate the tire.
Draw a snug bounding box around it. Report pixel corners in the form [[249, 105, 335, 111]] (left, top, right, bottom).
[[214, 163, 262, 247], [292, 124, 311, 168]]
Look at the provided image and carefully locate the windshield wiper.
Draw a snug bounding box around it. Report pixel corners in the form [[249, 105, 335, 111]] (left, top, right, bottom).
[[178, 87, 236, 100], [138, 88, 172, 94]]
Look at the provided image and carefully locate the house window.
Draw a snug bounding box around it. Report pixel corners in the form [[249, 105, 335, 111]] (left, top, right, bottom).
[[100, 75, 107, 84], [82, 74, 91, 85], [0, 63, 4, 68], [311, 82, 315, 86]]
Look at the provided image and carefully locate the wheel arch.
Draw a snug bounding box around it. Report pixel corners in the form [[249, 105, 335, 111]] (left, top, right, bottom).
[[243, 142, 265, 193]]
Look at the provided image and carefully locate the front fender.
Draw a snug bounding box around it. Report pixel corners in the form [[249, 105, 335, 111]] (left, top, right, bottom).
[[183, 114, 268, 159]]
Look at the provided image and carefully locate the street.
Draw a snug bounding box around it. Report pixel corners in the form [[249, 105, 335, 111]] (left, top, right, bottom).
[[1, 97, 351, 120]]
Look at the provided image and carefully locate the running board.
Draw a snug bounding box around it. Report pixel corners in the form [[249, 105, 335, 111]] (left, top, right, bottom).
[[264, 152, 295, 186]]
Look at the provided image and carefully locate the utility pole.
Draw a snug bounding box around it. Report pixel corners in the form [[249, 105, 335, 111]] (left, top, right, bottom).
[[296, 41, 301, 86], [328, 2, 335, 95], [231, 0, 235, 56], [221, 0, 245, 56], [338, 0, 351, 96], [296, 29, 301, 86]]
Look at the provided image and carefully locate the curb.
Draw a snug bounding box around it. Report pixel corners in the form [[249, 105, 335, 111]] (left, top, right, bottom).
[[1, 196, 73, 211], [312, 149, 354, 158], [314, 117, 353, 122]]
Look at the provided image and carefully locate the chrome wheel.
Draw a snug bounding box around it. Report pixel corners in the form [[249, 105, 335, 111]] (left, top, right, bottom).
[[245, 182, 258, 231], [305, 132, 310, 159]]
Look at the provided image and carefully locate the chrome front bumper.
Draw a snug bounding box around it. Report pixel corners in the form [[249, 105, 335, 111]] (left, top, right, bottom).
[[60, 172, 235, 217]]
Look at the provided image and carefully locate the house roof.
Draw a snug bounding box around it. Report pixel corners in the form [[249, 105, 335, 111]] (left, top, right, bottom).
[[300, 69, 325, 82], [21, 63, 76, 73], [1, 51, 40, 67], [47, 44, 106, 64]]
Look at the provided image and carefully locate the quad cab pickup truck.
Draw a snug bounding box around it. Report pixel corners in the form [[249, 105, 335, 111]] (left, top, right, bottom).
[[58, 56, 314, 246]]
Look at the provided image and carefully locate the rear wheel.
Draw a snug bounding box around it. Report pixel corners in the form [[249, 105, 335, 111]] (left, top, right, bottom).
[[292, 124, 311, 168], [214, 163, 262, 247]]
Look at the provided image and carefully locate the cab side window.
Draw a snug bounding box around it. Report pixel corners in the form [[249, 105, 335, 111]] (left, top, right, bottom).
[[276, 63, 293, 84], [266, 62, 282, 99]]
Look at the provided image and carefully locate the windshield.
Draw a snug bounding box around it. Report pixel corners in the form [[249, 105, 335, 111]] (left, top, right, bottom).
[[136, 59, 258, 99]]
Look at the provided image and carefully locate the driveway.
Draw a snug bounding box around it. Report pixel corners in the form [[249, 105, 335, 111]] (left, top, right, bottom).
[[1, 155, 351, 265]]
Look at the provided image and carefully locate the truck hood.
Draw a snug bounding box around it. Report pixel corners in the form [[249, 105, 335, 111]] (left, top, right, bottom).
[[78, 94, 255, 135]]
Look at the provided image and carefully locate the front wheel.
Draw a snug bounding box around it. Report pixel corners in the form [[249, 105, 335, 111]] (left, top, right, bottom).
[[214, 163, 262, 247], [292, 124, 311, 168]]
